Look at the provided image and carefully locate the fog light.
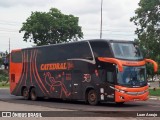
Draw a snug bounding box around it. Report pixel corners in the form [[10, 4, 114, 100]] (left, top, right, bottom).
[[120, 96, 124, 99]]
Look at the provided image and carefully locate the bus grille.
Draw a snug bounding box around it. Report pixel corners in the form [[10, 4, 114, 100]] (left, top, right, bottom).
[[126, 91, 146, 96]]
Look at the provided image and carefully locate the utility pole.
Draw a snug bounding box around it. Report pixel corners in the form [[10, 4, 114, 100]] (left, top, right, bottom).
[[9, 38, 10, 54], [100, 0, 103, 39]]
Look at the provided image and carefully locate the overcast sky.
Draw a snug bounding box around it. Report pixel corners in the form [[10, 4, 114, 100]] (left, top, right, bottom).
[[0, 0, 140, 52]]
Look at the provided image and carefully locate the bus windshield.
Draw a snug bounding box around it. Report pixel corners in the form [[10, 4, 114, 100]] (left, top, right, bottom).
[[117, 66, 147, 87], [111, 42, 143, 60]]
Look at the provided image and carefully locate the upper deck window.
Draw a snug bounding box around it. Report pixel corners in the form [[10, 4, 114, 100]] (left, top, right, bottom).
[[90, 41, 113, 58], [37, 42, 93, 62], [11, 51, 22, 63], [111, 42, 143, 60]]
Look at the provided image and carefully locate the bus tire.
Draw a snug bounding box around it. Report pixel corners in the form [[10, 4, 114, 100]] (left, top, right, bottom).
[[30, 88, 37, 101], [22, 87, 30, 100], [87, 89, 98, 105]]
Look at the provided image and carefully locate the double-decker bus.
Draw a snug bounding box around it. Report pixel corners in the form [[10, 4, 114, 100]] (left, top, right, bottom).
[[10, 39, 158, 105]]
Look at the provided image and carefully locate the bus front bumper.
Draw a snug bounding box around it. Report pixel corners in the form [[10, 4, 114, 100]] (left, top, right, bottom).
[[114, 85, 149, 102]]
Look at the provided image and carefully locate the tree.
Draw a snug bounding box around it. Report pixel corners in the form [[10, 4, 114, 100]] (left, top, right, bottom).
[[130, 0, 160, 60], [20, 8, 83, 46], [131, 0, 160, 79], [0, 58, 2, 66]]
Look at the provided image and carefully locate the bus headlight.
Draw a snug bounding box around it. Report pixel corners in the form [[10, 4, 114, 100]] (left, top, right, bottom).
[[119, 90, 125, 93], [109, 86, 126, 93]]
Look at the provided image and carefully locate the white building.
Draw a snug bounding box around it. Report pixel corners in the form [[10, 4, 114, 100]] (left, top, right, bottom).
[[0, 51, 6, 58]]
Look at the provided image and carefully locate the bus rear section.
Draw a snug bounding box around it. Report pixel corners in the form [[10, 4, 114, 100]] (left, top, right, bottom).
[[10, 49, 23, 96], [9, 41, 96, 102]]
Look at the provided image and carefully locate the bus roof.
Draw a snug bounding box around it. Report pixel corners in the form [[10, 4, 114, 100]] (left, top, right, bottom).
[[11, 39, 134, 52]]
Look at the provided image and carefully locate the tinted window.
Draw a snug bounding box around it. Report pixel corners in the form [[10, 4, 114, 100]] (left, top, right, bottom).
[[107, 72, 114, 83], [111, 42, 143, 60], [37, 42, 93, 62], [90, 41, 113, 58], [66, 42, 93, 59], [11, 51, 22, 63], [117, 66, 146, 87], [99, 69, 114, 84]]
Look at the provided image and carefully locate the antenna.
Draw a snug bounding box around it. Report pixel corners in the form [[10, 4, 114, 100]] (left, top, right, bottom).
[[100, 0, 103, 39]]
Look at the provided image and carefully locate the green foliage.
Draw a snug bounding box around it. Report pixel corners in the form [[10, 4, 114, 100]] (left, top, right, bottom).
[[149, 88, 160, 96], [0, 83, 9, 88], [0, 70, 8, 76], [131, 0, 160, 77], [0, 70, 9, 87], [0, 75, 8, 82], [146, 64, 154, 79], [5, 50, 8, 56], [0, 58, 2, 65], [0, 70, 8, 82], [20, 8, 83, 46], [130, 0, 160, 60]]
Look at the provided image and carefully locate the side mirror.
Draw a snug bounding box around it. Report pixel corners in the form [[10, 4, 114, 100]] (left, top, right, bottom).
[[145, 59, 158, 73]]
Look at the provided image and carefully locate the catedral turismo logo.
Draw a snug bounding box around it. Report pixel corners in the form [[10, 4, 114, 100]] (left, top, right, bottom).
[[40, 62, 74, 71]]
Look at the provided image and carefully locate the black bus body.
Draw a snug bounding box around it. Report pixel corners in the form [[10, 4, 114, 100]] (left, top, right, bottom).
[[10, 39, 158, 105]]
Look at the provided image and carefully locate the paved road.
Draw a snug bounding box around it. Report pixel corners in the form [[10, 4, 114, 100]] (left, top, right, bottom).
[[0, 88, 160, 111], [0, 88, 160, 119]]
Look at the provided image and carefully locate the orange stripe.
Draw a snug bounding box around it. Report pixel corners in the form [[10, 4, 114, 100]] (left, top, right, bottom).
[[98, 57, 158, 73], [11, 49, 22, 52], [30, 51, 33, 85], [115, 85, 148, 102], [98, 57, 123, 72], [32, 50, 46, 95], [34, 50, 50, 96], [25, 51, 28, 86], [15, 51, 25, 94], [145, 59, 158, 72], [120, 60, 145, 66], [115, 85, 148, 92]]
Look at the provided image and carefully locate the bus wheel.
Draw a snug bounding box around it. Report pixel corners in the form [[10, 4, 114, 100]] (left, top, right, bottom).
[[22, 87, 30, 100], [87, 90, 98, 105], [30, 88, 37, 101]]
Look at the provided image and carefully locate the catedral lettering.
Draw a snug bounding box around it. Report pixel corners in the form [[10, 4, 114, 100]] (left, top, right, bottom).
[[40, 63, 67, 70], [10, 39, 158, 105]]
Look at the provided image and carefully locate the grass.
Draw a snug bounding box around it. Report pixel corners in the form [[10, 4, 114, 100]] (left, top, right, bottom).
[[0, 70, 9, 88], [149, 88, 160, 96], [0, 82, 9, 88]]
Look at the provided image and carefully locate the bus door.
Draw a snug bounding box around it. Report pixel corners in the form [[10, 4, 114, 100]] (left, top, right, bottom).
[[99, 63, 116, 101], [71, 70, 82, 100]]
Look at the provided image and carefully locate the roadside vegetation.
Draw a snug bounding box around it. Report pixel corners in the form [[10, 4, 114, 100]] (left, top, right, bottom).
[[149, 88, 160, 96], [0, 70, 9, 88]]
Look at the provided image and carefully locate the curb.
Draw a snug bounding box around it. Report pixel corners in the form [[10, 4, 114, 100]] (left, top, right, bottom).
[[149, 96, 160, 100], [0, 88, 9, 89]]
